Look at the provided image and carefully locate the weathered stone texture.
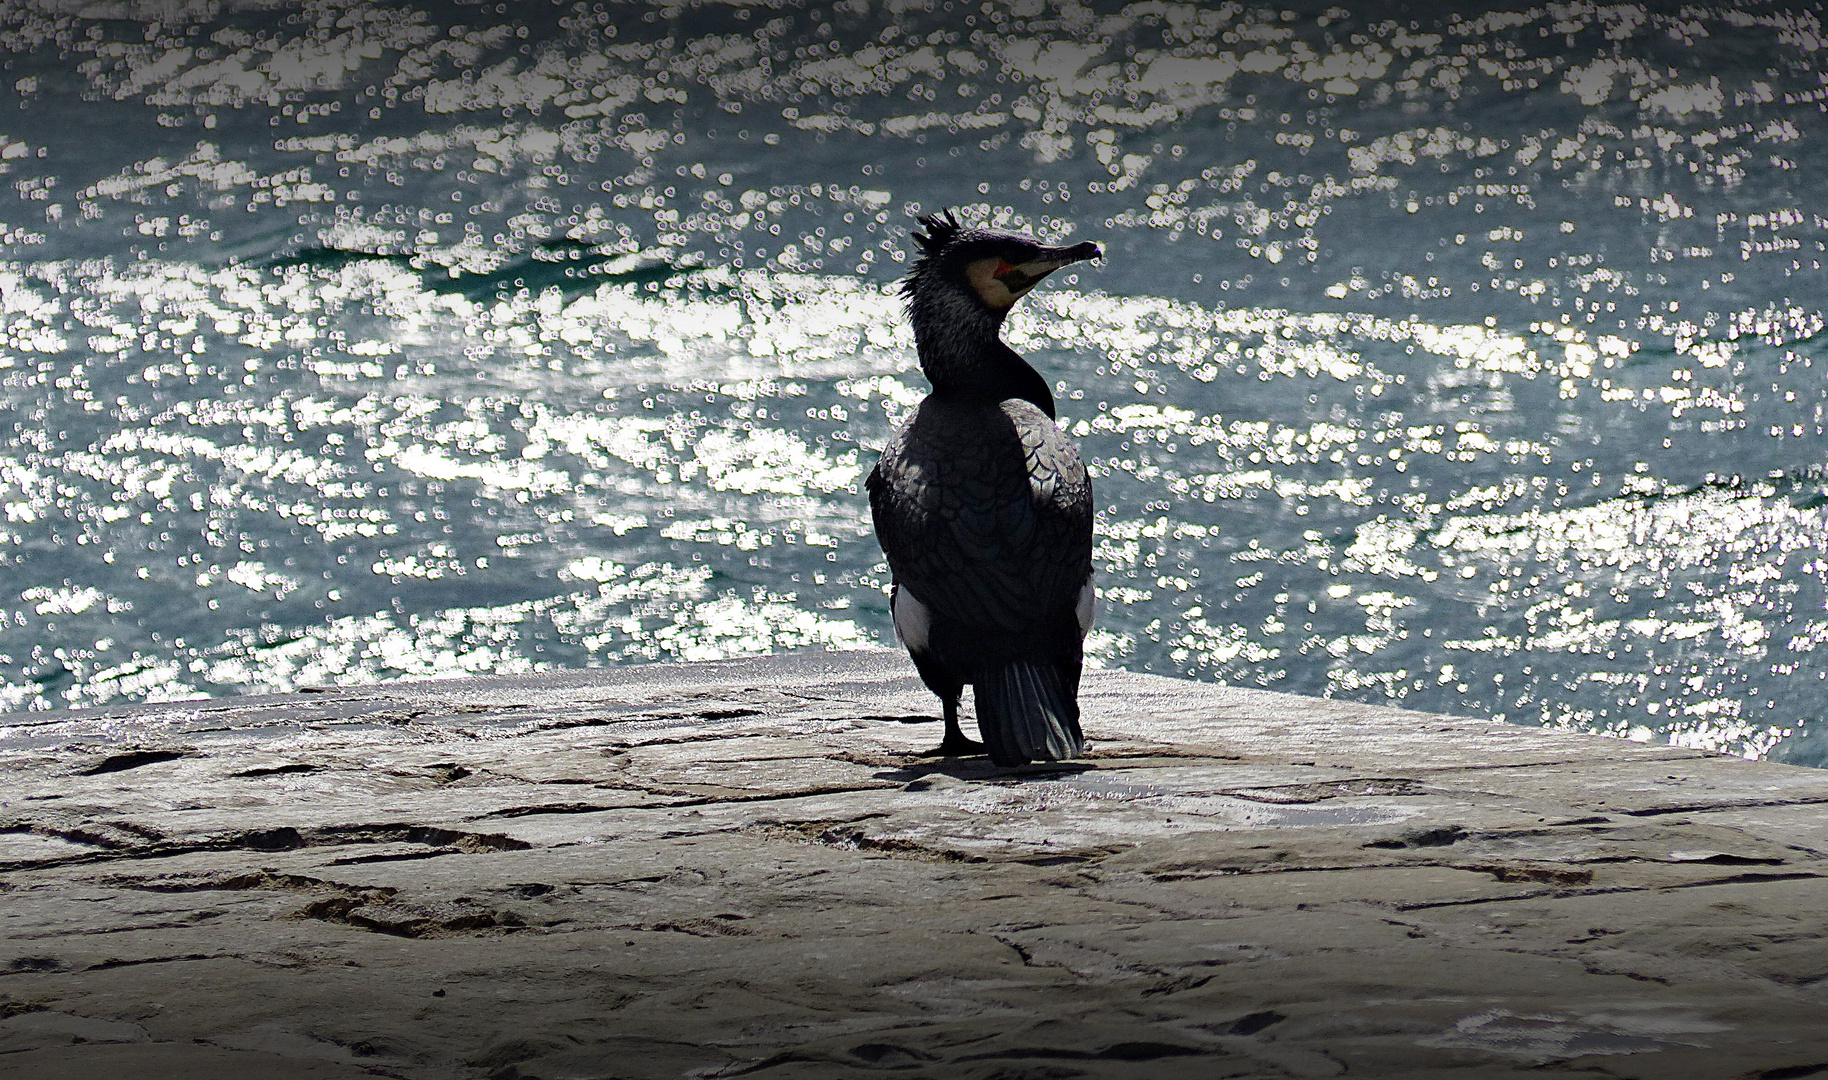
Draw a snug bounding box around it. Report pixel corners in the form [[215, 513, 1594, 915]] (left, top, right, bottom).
[[4, 653, 1828, 1078]]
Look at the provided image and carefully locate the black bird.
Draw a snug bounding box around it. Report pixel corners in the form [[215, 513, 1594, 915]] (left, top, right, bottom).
[[866, 211, 1101, 767]]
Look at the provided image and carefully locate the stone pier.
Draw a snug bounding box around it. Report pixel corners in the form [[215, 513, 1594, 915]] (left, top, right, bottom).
[[3, 653, 1828, 1078]]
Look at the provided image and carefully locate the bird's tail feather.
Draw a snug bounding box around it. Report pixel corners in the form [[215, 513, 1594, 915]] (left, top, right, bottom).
[[977, 661, 1083, 767]]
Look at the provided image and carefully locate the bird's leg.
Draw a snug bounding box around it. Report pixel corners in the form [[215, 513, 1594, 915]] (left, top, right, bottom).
[[935, 693, 983, 756]]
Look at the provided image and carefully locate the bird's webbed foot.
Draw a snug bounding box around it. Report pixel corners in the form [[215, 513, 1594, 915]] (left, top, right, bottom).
[[931, 698, 983, 756], [934, 729, 985, 756]]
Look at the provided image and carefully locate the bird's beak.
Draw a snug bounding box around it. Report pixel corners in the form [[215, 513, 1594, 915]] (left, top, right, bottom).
[[1008, 240, 1103, 280], [995, 241, 1103, 292]]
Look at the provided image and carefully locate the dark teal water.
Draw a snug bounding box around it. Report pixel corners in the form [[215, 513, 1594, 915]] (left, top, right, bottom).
[[3, 2, 1827, 764]]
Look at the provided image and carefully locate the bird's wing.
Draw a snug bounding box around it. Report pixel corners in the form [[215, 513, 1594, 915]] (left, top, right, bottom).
[[870, 399, 1092, 646]]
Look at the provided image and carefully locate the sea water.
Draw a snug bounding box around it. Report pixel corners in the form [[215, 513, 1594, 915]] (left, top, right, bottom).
[[1, 2, 1825, 765]]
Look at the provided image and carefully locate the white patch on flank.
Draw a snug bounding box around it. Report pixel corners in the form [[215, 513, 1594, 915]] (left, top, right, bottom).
[[1076, 577, 1096, 636], [892, 585, 932, 652]]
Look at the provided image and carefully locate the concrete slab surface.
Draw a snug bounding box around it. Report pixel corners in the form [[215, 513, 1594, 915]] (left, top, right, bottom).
[[3, 653, 1828, 1079]]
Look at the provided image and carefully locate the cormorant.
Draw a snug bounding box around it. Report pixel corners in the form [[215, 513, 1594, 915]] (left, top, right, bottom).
[[866, 210, 1101, 767]]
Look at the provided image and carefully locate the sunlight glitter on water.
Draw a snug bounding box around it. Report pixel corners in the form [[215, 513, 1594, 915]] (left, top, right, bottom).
[[0, 261, 892, 713], [2, 255, 1825, 764], [1, 1, 1826, 763]]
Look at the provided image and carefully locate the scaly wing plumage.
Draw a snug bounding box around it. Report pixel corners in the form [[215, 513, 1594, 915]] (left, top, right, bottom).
[[869, 398, 1092, 661]]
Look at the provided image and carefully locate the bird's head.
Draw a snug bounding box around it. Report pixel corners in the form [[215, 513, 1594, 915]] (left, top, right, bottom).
[[902, 210, 1102, 317]]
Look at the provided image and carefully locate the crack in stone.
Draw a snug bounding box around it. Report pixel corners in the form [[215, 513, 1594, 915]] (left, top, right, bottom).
[[1394, 869, 1828, 911], [1231, 777, 1431, 803], [78, 749, 194, 775], [0, 822, 530, 874], [619, 914, 753, 938], [565, 780, 906, 813], [85, 953, 225, 971], [1414, 750, 1712, 775], [748, 819, 986, 863], [326, 848, 467, 866], [1623, 797, 1828, 817], [115, 870, 353, 894], [1460, 862, 1595, 886], [295, 896, 526, 938], [484, 802, 623, 819], [231, 763, 321, 778], [957, 1041, 1216, 1063], [121, 871, 528, 940]]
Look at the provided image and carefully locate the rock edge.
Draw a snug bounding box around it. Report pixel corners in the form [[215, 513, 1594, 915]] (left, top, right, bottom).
[[4, 652, 1828, 1079]]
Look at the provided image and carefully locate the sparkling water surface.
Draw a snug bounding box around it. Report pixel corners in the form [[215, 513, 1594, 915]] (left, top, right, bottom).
[[3, 2, 1827, 765]]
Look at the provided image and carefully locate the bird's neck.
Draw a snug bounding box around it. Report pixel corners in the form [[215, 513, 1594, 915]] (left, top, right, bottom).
[[909, 294, 1056, 419]]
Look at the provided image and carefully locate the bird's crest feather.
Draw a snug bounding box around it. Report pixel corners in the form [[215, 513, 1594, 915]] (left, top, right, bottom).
[[912, 209, 963, 256], [903, 209, 963, 299]]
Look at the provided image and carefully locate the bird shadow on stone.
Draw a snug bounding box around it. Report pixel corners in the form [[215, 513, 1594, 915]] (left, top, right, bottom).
[[870, 757, 1097, 785]]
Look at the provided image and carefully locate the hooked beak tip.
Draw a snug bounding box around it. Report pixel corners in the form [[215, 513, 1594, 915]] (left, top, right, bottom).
[[1039, 241, 1103, 266]]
